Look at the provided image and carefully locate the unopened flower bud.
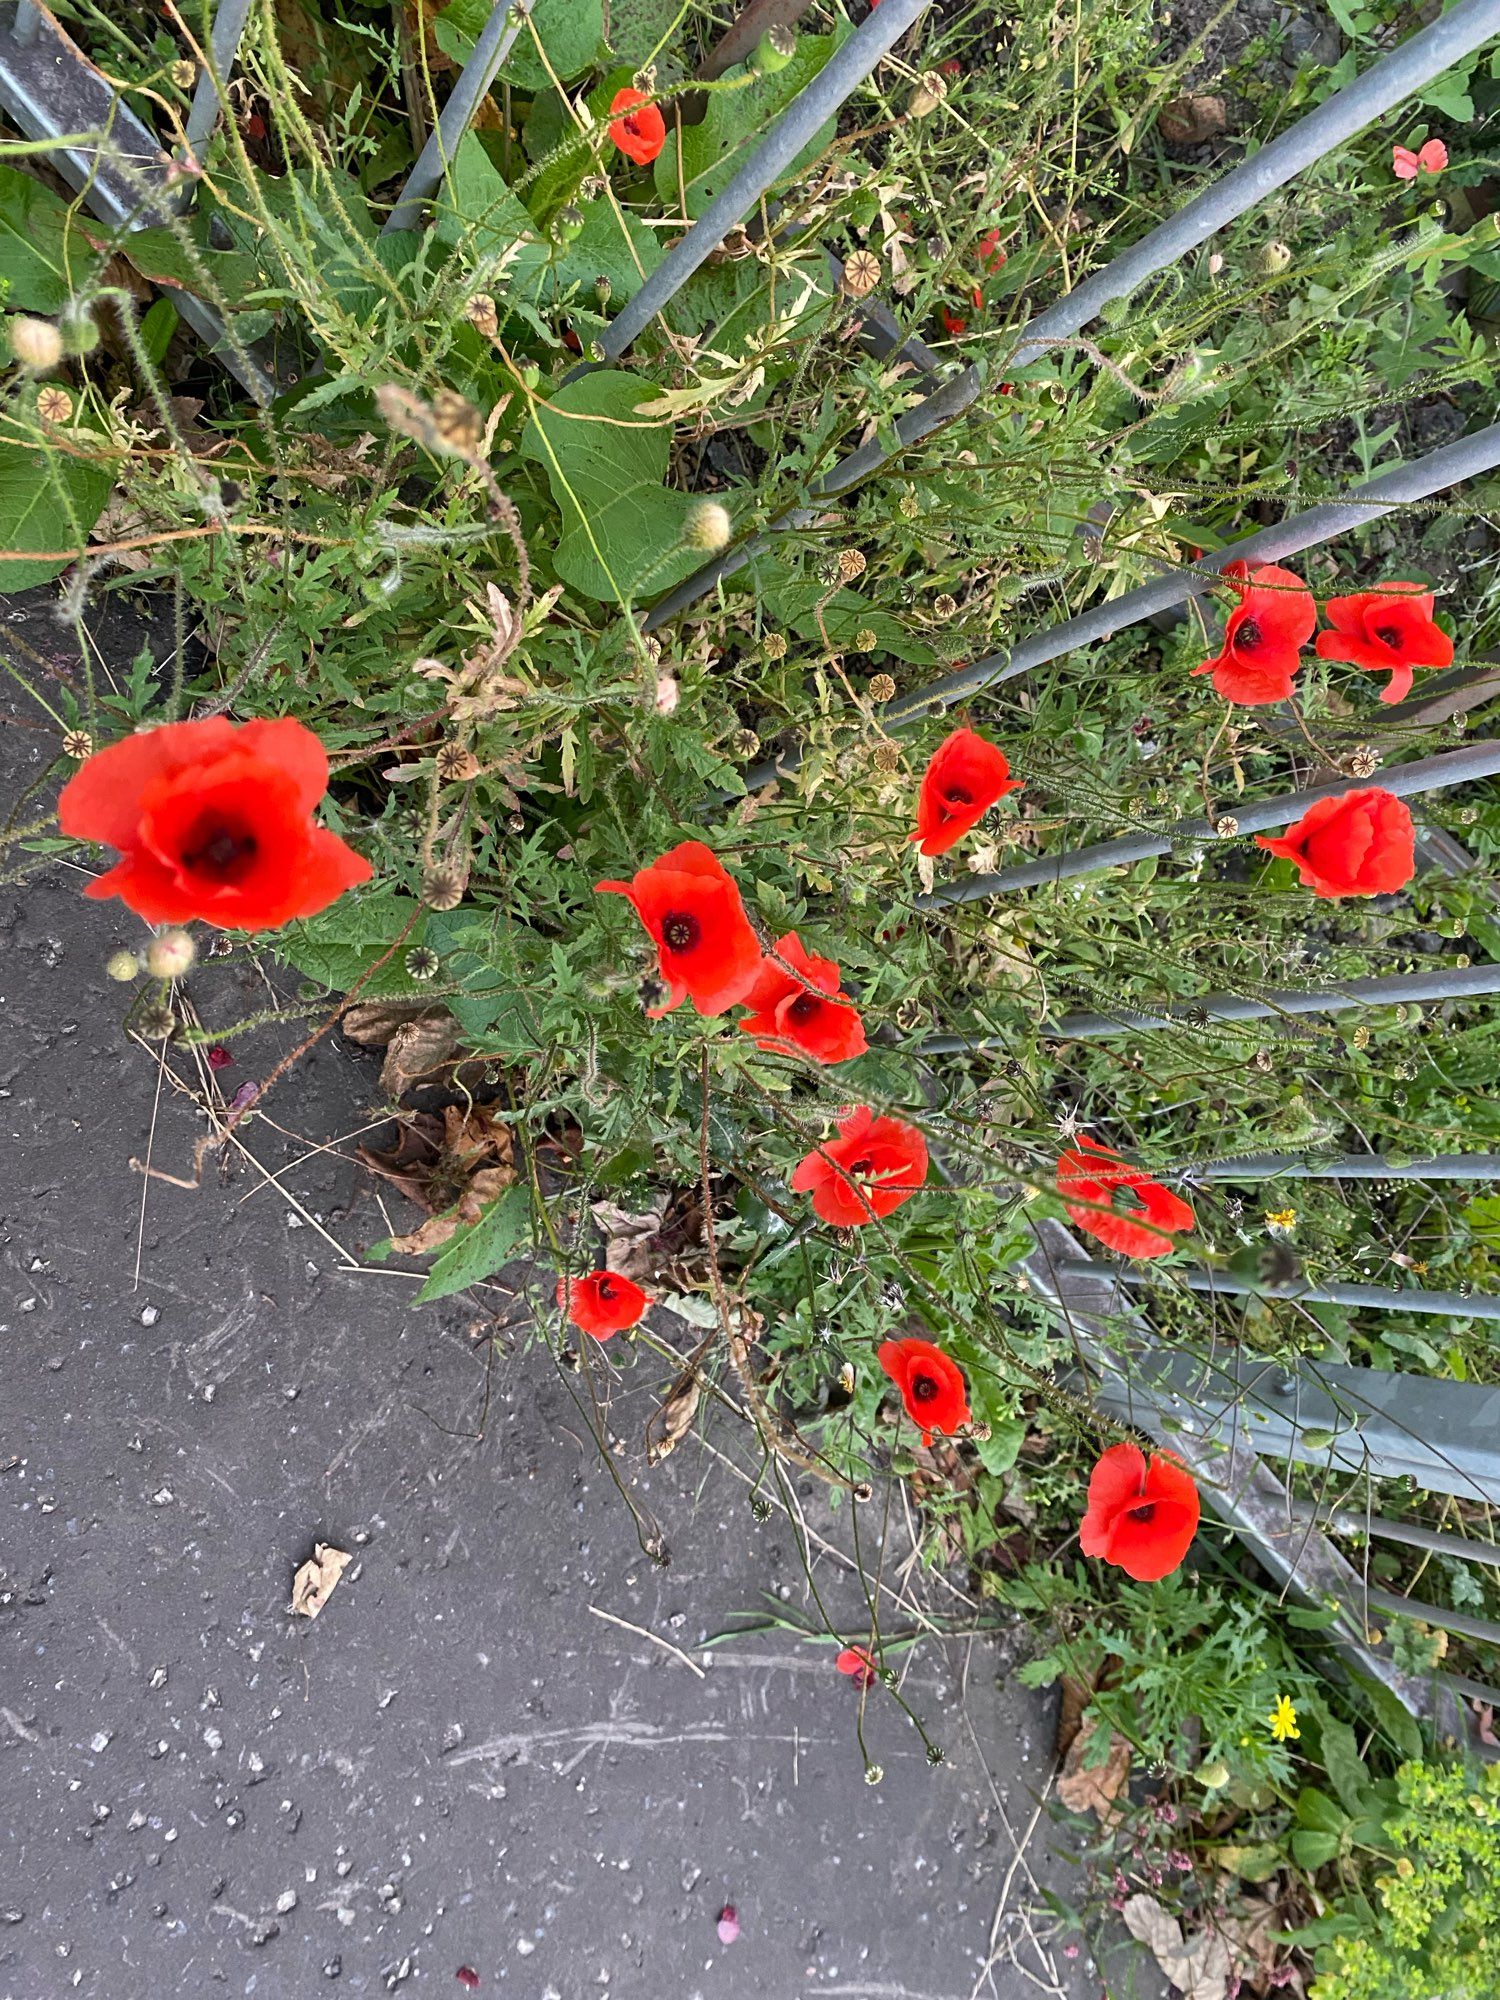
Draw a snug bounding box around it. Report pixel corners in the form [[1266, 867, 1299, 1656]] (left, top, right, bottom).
[[654, 672, 680, 716], [753, 24, 796, 73], [106, 949, 141, 983], [145, 928, 196, 980], [554, 204, 585, 242], [59, 305, 100, 356], [907, 71, 947, 119], [9, 316, 63, 371], [683, 499, 732, 552]]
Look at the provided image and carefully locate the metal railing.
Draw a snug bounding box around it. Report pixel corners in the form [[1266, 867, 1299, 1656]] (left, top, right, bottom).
[[5, 0, 1499, 1728]]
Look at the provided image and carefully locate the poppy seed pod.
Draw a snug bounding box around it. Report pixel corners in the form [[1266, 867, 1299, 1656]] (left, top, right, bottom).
[[1253, 241, 1292, 276], [907, 71, 947, 118], [145, 928, 197, 980], [9, 316, 63, 370], [754, 24, 796, 72], [683, 499, 732, 552]]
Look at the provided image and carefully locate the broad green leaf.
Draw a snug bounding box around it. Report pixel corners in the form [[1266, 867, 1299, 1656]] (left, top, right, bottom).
[[415, 1183, 532, 1302], [108, 223, 259, 305], [140, 297, 178, 367], [1214, 1842, 1282, 1882], [607, 0, 681, 64], [0, 437, 113, 592], [1295, 1786, 1350, 1835], [435, 0, 604, 90], [971, 1416, 1025, 1477], [652, 31, 846, 219], [519, 368, 703, 602], [281, 889, 426, 996], [0, 164, 80, 312], [1317, 1715, 1370, 1818], [1289, 1828, 1343, 1871]]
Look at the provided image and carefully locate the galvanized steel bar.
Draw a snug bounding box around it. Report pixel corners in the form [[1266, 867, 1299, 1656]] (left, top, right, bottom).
[[1023, 1218, 1451, 1723], [921, 958, 1500, 1052], [0, 0, 276, 402], [1187, 1152, 1500, 1184], [183, 0, 254, 161], [383, 0, 529, 233], [1054, 1256, 1500, 1323], [1291, 1503, 1500, 1571], [920, 737, 1500, 907], [600, 0, 933, 358], [1366, 1586, 1500, 1650], [648, 0, 1500, 627]]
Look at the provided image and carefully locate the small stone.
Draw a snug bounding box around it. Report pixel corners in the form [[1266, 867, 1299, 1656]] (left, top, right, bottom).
[[516, 1937, 536, 1956], [90, 1732, 111, 1754], [276, 1889, 298, 1915]]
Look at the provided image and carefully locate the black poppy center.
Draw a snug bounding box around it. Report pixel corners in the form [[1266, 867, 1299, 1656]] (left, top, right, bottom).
[[846, 1156, 873, 1177], [183, 816, 259, 884], [910, 1372, 940, 1404], [787, 992, 820, 1023], [597, 1276, 617, 1301], [1126, 1501, 1158, 1524], [1236, 616, 1263, 651], [942, 785, 973, 807], [1374, 624, 1402, 649], [661, 911, 701, 953]]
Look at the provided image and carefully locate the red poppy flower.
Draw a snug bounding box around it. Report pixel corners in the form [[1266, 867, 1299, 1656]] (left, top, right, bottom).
[[738, 932, 868, 1065], [976, 228, 1006, 273], [1190, 561, 1317, 704], [1080, 1441, 1200, 1582], [878, 1336, 971, 1446], [911, 727, 1024, 856], [1314, 584, 1453, 704], [835, 1644, 877, 1688], [1255, 786, 1414, 899], [595, 840, 763, 1017], [791, 1106, 928, 1228], [58, 717, 372, 929], [558, 1269, 649, 1339], [1392, 138, 1446, 180], [941, 306, 968, 337], [1057, 1136, 1195, 1261], [608, 87, 666, 166]]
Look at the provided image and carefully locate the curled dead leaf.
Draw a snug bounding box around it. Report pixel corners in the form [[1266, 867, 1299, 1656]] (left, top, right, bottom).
[[1056, 1712, 1132, 1823], [1122, 1894, 1233, 2000], [645, 1344, 708, 1465], [290, 1543, 351, 1619]]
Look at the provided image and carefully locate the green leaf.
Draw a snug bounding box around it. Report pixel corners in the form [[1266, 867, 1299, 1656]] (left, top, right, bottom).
[[1015, 1656, 1062, 1688], [752, 574, 937, 664], [414, 1184, 532, 1303], [1348, 1670, 1425, 1763], [1290, 1828, 1344, 1871], [0, 164, 81, 312], [1317, 1716, 1371, 1818], [1464, 1194, 1500, 1249], [435, 0, 604, 90], [139, 297, 178, 367], [1295, 1786, 1350, 1834], [110, 223, 259, 304], [280, 889, 425, 996], [652, 32, 846, 219], [0, 436, 113, 592], [519, 368, 702, 602], [972, 1416, 1025, 1477], [1214, 1841, 1283, 1882], [607, 0, 681, 64]]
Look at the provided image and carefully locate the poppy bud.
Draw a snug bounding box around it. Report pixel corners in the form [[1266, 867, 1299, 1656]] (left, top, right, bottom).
[[1197, 1758, 1230, 1789], [145, 928, 197, 979], [753, 24, 796, 72], [60, 305, 100, 356], [594, 276, 613, 304], [106, 949, 141, 983], [654, 672, 680, 716], [1253, 241, 1292, 276], [9, 316, 63, 370], [907, 71, 947, 118], [683, 499, 732, 552]]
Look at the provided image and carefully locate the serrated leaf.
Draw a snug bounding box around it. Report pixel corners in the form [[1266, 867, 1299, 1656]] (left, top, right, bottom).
[[414, 1184, 532, 1303]]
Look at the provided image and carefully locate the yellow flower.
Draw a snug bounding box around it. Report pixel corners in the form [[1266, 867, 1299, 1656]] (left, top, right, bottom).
[[1264, 1208, 1297, 1233], [1269, 1694, 1300, 1742]]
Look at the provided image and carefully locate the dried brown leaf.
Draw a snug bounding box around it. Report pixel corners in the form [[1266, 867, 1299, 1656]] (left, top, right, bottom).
[[645, 1352, 706, 1465], [1122, 1895, 1233, 2000], [378, 1015, 461, 1098], [289, 1543, 351, 1619], [1054, 1673, 1094, 1760], [342, 1000, 446, 1049], [1056, 1713, 1131, 1822]]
